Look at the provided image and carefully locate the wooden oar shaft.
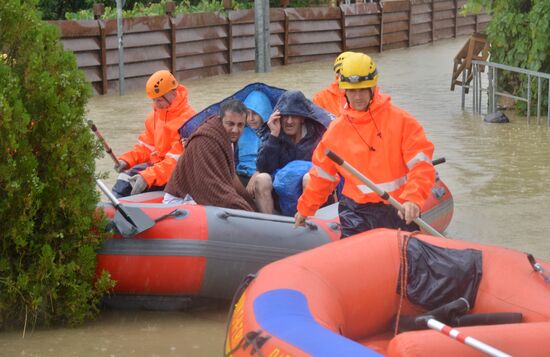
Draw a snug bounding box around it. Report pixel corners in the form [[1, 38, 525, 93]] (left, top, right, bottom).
[[87, 120, 119, 164], [427, 319, 511, 357], [325, 150, 445, 238]]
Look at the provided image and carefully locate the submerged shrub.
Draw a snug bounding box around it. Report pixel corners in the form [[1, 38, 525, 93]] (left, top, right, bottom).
[[0, 0, 113, 329]]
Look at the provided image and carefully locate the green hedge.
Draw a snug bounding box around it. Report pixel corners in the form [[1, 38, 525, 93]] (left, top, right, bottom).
[[0, 0, 113, 329], [39, 0, 314, 20]]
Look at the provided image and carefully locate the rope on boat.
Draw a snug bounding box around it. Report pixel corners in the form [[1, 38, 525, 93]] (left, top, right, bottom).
[[394, 230, 411, 336]]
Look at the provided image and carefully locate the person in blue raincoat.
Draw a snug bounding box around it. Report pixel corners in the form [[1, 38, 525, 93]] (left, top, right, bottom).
[[253, 90, 328, 214], [236, 91, 273, 195]]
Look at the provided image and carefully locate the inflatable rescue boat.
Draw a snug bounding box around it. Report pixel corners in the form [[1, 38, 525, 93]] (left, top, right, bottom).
[[225, 229, 550, 356], [96, 174, 452, 301]]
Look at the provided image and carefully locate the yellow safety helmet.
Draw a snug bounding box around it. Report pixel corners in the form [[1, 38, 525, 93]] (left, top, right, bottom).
[[146, 70, 178, 99], [333, 51, 354, 74], [339, 52, 379, 90]]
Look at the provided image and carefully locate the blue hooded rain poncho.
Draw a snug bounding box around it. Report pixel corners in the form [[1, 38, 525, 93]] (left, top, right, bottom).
[[236, 91, 273, 177]]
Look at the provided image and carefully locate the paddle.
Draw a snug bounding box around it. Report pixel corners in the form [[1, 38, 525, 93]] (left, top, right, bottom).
[[325, 149, 445, 238], [87, 120, 119, 165], [423, 318, 512, 357], [95, 179, 155, 237]]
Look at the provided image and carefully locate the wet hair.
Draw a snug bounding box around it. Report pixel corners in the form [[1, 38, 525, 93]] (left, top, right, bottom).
[[220, 99, 248, 118]]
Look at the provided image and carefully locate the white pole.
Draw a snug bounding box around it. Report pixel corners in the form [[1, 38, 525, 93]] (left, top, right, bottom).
[[427, 319, 512, 357], [116, 0, 125, 95], [254, 0, 271, 73]]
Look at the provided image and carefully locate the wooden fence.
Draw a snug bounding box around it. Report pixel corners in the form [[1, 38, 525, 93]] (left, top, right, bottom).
[[52, 1, 489, 94]]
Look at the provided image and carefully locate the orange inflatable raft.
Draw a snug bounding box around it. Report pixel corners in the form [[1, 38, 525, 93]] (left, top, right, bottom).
[[225, 229, 550, 356], [96, 178, 452, 301]]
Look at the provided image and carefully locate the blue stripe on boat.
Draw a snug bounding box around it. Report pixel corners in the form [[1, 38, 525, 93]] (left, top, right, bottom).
[[253, 289, 382, 357]]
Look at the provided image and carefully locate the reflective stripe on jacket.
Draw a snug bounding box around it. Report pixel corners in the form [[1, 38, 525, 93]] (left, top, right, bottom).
[[312, 80, 346, 117], [297, 87, 435, 217], [119, 85, 196, 187]]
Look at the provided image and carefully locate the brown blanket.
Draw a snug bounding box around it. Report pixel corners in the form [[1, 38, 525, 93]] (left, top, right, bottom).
[[165, 116, 255, 211]]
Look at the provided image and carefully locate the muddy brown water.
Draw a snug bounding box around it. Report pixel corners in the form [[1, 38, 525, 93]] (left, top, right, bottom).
[[2, 37, 550, 356]]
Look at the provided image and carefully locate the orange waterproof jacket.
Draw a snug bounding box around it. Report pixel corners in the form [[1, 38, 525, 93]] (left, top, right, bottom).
[[119, 85, 196, 187], [312, 80, 346, 117], [297, 87, 435, 217]]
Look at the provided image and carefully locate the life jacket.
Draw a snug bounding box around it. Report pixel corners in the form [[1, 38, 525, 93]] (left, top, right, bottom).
[[312, 80, 346, 117], [297, 87, 436, 216], [118, 85, 196, 187]]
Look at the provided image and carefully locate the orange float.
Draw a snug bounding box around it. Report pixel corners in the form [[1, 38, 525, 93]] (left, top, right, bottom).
[[225, 229, 550, 356]]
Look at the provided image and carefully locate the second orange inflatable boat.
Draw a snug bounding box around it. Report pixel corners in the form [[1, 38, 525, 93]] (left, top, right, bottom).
[[225, 229, 550, 356]]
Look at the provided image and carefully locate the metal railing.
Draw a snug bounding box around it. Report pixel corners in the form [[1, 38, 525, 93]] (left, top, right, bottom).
[[462, 60, 550, 125]]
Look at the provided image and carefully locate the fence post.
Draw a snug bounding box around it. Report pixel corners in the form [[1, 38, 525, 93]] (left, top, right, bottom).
[[537, 76, 541, 124], [454, 0, 458, 38], [431, 0, 435, 43], [98, 20, 108, 95], [340, 4, 346, 51], [379, 2, 384, 52], [228, 16, 233, 74], [487, 65, 493, 113], [283, 10, 289, 65], [254, 0, 271, 73], [461, 70, 466, 110], [93, 3, 104, 20], [493, 67, 497, 113], [527, 74, 531, 123], [408, 0, 413, 47], [166, 2, 177, 76], [115, 0, 124, 95], [471, 63, 477, 114]]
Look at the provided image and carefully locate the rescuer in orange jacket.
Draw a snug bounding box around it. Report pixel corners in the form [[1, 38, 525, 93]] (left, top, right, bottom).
[[312, 51, 354, 117], [295, 52, 436, 238], [112, 70, 196, 197]]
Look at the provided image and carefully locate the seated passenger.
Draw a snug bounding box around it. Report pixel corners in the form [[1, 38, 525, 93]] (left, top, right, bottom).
[[112, 70, 196, 198], [163, 100, 256, 211], [236, 90, 273, 195], [254, 90, 328, 214]]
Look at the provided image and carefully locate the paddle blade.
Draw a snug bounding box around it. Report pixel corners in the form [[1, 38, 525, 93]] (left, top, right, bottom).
[[113, 204, 155, 237]]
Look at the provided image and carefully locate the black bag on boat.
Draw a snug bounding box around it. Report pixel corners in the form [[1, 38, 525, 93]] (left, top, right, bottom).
[[397, 237, 483, 310]]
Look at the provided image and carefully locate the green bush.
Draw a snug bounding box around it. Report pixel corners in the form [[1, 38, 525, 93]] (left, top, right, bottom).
[[62, 0, 317, 20], [465, 0, 550, 115], [0, 0, 113, 329]]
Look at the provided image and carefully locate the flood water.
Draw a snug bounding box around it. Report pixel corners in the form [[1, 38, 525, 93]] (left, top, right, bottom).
[[2, 37, 550, 356]]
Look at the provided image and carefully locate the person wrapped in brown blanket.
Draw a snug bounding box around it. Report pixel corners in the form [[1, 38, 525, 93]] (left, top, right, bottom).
[[164, 100, 256, 211]]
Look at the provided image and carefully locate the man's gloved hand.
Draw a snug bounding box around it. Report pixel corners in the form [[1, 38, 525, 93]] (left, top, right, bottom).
[[114, 160, 128, 173], [128, 174, 147, 195]]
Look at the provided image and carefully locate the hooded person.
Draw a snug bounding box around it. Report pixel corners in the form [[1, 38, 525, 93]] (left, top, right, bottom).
[[235, 90, 273, 190], [253, 90, 328, 214], [112, 70, 196, 198], [163, 99, 256, 211]]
